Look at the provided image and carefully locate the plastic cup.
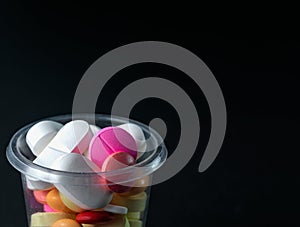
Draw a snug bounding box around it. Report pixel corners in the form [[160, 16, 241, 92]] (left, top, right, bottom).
[[6, 114, 167, 227]]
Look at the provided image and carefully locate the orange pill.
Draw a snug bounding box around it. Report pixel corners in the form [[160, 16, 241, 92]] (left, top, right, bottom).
[[46, 188, 74, 213], [52, 218, 81, 227], [118, 175, 149, 197]]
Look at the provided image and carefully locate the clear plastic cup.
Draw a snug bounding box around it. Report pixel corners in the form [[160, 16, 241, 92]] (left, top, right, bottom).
[[6, 114, 167, 227]]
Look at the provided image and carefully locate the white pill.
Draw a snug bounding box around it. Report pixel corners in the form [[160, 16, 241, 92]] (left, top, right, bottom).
[[83, 125, 101, 160], [26, 120, 63, 156], [90, 125, 101, 135], [103, 204, 128, 214], [26, 176, 53, 191], [33, 120, 93, 168], [49, 120, 93, 153], [25, 120, 63, 190], [118, 123, 147, 156], [51, 153, 113, 210]]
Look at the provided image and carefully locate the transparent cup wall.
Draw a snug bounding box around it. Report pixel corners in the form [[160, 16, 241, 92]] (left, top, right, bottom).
[[7, 114, 167, 227], [20, 174, 152, 226]]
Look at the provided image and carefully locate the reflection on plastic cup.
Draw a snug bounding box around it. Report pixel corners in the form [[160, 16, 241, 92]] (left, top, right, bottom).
[[6, 114, 167, 227]]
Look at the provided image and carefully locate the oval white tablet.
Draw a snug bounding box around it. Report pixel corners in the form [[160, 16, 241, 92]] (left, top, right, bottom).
[[83, 125, 101, 160], [118, 123, 147, 156], [90, 125, 101, 135], [26, 120, 63, 156], [25, 120, 63, 190], [26, 176, 54, 191], [33, 120, 93, 168], [51, 153, 113, 210], [49, 120, 93, 154], [103, 204, 128, 214]]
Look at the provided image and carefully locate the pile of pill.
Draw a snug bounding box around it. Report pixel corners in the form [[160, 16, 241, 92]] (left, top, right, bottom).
[[25, 120, 149, 227]]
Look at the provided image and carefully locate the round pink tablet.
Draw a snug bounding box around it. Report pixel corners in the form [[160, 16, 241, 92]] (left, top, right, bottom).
[[89, 127, 137, 168], [33, 189, 50, 205], [102, 152, 136, 193]]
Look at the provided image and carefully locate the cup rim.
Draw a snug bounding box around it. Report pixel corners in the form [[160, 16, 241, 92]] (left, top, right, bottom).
[[6, 114, 168, 184]]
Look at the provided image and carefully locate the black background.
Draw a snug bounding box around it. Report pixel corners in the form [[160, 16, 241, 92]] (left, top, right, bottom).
[[1, 3, 300, 227]]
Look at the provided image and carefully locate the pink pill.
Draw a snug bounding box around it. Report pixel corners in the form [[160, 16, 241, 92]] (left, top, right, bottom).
[[43, 204, 56, 212], [102, 152, 136, 193], [89, 127, 137, 168], [33, 189, 51, 205]]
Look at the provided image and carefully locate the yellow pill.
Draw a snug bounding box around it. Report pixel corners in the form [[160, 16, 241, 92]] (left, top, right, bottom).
[[46, 188, 74, 213], [125, 217, 130, 227], [30, 212, 75, 227], [128, 219, 143, 227], [81, 214, 126, 227], [52, 219, 81, 227], [126, 212, 140, 220], [59, 191, 86, 213], [111, 192, 147, 212]]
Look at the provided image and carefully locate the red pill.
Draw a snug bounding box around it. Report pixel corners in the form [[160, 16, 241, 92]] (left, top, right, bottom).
[[76, 211, 112, 224], [102, 152, 136, 193]]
